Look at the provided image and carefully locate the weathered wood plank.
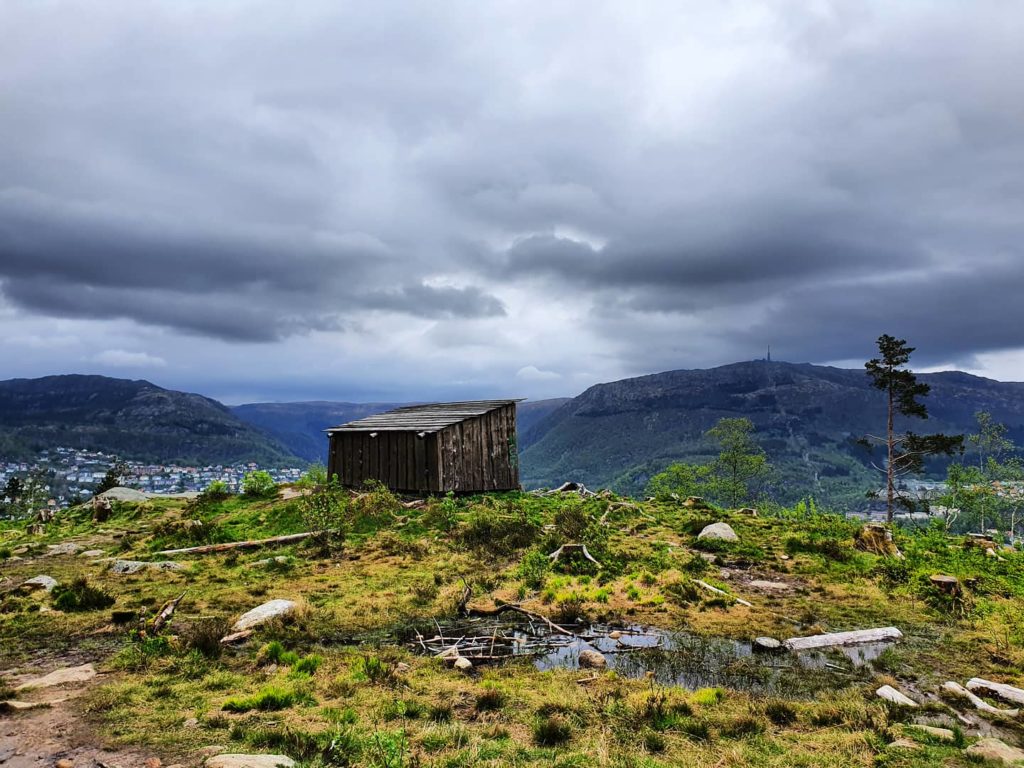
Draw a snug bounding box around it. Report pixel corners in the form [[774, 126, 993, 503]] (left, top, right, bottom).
[[784, 627, 903, 651]]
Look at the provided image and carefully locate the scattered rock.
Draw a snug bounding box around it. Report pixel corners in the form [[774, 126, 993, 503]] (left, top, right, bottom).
[[697, 522, 738, 542], [578, 649, 607, 669], [0, 698, 63, 712], [965, 737, 1024, 765], [146, 759, 162, 768], [395, 662, 411, 673], [231, 599, 298, 632], [15, 663, 96, 691], [683, 497, 709, 509], [21, 575, 58, 593], [753, 637, 783, 652], [184, 717, 200, 729], [779, 554, 790, 560], [854, 524, 903, 558], [205, 756, 296, 768], [737, 507, 758, 516], [608, 630, 622, 640], [56, 759, 74, 768], [877, 685, 918, 707], [251, 556, 290, 567], [453, 657, 473, 672], [906, 724, 956, 742], [887, 738, 921, 751], [0, 746, 16, 763], [45, 542, 82, 556], [97, 486, 148, 502], [749, 580, 790, 592], [79, 550, 104, 557], [110, 559, 184, 575]]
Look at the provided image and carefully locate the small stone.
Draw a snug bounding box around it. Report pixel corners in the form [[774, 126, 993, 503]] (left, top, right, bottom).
[[79, 550, 104, 557], [753, 637, 783, 652], [965, 737, 1024, 765], [779, 554, 790, 560], [578, 649, 607, 669], [231, 600, 298, 632], [749, 580, 790, 591], [887, 738, 921, 751], [56, 759, 74, 768], [145, 759, 162, 768], [21, 575, 58, 593], [876, 685, 918, 707], [45, 542, 82, 556], [697, 522, 738, 542], [205, 756, 295, 768], [608, 630, 622, 640], [737, 507, 758, 516], [453, 657, 473, 672], [395, 663, 411, 673], [184, 717, 200, 728]]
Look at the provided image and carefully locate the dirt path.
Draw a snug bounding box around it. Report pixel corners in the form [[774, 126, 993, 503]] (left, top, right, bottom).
[[1, 664, 170, 768]]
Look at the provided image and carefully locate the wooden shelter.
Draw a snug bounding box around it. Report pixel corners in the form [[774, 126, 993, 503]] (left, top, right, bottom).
[[326, 400, 522, 494]]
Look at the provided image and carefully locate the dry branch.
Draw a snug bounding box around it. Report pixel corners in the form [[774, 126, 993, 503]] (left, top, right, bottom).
[[154, 531, 316, 556], [694, 580, 753, 608]]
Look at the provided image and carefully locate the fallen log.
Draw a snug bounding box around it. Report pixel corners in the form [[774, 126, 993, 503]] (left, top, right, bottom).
[[967, 678, 1024, 707], [783, 626, 903, 651], [876, 684, 918, 707], [943, 681, 1020, 717], [154, 531, 316, 556], [694, 580, 753, 608]]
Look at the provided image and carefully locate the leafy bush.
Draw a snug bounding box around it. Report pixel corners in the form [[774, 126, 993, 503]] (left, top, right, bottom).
[[517, 549, 552, 589], [297, 463, 329, 488], [290, 654, 323, 677], [422, 491, 460, 532], [51, 578, 115, 612], [200, 480, 231, 502], [242, 470, 277, 498], [783, 534, 851, 562], [663, 575, 701, 605], [352, 480, 400, 527], [300, 477, 349, 556], [354, 654, 396, 686]]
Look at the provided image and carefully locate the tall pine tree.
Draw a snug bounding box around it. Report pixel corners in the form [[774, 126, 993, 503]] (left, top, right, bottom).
[[862, 334, 963, 523]]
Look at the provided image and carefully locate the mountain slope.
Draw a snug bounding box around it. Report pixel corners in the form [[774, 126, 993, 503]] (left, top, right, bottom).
[[519, 361, 1024, 506], [232, 397, 572, 463], [0, 375, 300, 466]]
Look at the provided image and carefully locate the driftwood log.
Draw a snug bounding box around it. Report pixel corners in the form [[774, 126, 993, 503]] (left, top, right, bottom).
[[694, 580, 753, 608], [783, 626, 903, 651], [943, 681, 1020, 717], [967, 678, 1024, 707], [154, 531, 317, 556], [149, 591, 185, 634]]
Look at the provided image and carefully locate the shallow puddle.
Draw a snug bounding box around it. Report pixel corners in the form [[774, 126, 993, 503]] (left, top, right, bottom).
[[411, 619, 896, 696]]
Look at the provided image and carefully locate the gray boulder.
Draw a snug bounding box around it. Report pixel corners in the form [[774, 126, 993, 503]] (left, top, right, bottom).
[[110, 560, 184, 574], [578, 649, 607, 668], [231, 599, 298, 632], [697, 523, 738, 542], [97, 486, 149, 502], [22, 575, 58, 593]]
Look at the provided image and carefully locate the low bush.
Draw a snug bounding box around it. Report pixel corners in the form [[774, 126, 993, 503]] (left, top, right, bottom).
[[182, 616, 231, 659], [456, 505, 540, 557], [222, 684, 311, 712], [242, 470, 277, 498], [533, 714, 572, 746], [51, 578, 115, 612], [517, 549, 552, 590]]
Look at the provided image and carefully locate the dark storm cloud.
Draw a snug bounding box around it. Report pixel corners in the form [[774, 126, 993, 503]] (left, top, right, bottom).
[[1, 1, 1024, 390]]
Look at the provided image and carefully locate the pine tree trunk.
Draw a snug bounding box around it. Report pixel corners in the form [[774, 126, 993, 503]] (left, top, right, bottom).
[[887, 378, 895, 524]]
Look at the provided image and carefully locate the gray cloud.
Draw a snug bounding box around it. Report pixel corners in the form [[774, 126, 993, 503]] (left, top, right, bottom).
[[1, 1, 1023, 398]]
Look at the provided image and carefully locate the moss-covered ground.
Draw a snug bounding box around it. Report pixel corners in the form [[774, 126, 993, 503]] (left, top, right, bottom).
[[2, 488, 1024, 766]]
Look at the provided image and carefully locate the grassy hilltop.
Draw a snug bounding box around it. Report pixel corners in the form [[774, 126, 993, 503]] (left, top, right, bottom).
[[3, 486, 1024, 766]]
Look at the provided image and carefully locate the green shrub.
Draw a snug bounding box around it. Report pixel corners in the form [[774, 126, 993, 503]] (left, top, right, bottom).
[[51, 578, 115, 612], [352, 480, 400, 527], [517, 549, 552, 589], [297, 463, 329, 488], [763, 699, 797, 725], [354, 654, 395, 685], [242, 470, 277, 498], [663, 575, 701, 605], [300, 477, 349, 556], [290, 654, 323, 677], [200, 480, 231, 501], [643, 730, 667, 753], [457, 505, 540, 557]]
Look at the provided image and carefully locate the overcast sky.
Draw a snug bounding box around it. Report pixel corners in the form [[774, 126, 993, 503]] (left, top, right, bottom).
[[2, 1, 1023, 404]]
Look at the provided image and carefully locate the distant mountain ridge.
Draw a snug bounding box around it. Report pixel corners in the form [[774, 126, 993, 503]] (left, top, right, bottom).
[[519, 361, 1024, 507], [0, 374, 299, 466], [231, 398, 572, 462]]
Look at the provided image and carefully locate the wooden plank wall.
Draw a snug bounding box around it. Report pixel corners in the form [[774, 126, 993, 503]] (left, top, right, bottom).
[[328, 403, 520, 494]]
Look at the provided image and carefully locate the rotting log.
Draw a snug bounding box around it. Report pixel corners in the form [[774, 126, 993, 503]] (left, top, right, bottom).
[[783, 626, 903, 651], [943, 681, 1020, 717], [154, 531, 317, 556], [149, 591, 185, 634], [967, 679, 1024, 707]]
